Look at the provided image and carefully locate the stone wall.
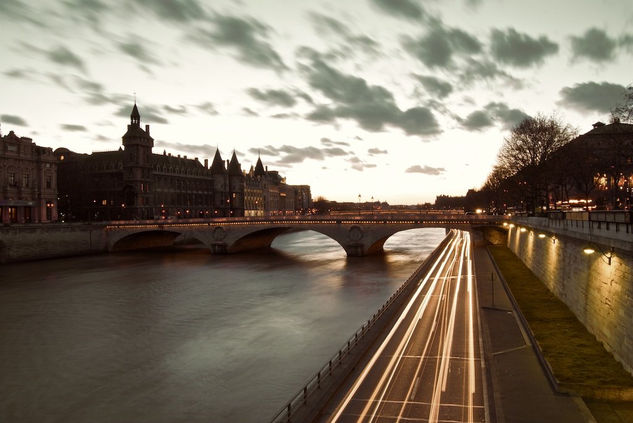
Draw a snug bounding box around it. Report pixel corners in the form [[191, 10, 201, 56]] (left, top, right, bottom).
[[507, 226, 633, 374], [0, 224, 107, 263]]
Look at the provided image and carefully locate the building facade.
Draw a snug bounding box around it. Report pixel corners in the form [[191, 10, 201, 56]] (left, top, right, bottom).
[[0, 130, 57, 224], [55, 104, 245, 221], [56, 103, 309, 221]]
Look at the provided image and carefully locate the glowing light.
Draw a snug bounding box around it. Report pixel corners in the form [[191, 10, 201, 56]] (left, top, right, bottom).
[[508, 223, 515, 228], [502, 222, 508, 227], [538, 233, 546, 238], [583, 248, 595, 255], [475, 208, 483, 214], [520, 227, 527, 232]]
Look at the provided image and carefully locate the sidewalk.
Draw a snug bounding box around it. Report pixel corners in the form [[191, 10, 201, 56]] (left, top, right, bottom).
[[473, 245, 595, 423]]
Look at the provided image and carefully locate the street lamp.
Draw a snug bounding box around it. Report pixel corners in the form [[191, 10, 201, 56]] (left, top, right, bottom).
[[358, 194, 361, 216]]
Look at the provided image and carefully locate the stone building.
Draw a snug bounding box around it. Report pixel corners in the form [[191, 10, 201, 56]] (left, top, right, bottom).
[[244, 156, 312, 217], [55, 103, 245, 221], [0, 129, 57, 224]]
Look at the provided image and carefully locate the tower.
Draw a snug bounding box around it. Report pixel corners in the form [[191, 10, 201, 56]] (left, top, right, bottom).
[[210, 148, 228, 216], [227, 150, 245, 217], [122, 103, 154, 219]]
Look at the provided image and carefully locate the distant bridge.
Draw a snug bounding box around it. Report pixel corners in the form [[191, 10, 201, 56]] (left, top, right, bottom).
[[105, 214, 506, 257]]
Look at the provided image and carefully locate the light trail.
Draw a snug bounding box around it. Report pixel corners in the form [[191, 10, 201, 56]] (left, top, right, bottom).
[[329, 232, 459, 423]]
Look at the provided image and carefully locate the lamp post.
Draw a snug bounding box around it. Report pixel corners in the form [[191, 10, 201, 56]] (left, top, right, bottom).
[[358, 194, 361, 217]]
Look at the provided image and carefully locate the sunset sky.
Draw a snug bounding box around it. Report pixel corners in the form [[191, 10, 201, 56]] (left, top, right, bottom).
[[1, 0, 632, 203]]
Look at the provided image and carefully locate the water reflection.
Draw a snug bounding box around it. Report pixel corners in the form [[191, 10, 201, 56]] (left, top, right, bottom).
[[0, 228, 445, 423]]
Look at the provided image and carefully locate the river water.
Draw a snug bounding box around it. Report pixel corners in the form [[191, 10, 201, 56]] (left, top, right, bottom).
[[0, 228, 445, 423]]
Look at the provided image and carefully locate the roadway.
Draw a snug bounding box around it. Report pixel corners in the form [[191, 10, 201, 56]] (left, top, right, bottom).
[[319, 230, 487, 423]]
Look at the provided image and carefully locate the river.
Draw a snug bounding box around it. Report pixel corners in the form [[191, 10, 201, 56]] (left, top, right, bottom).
[[0, 228, 445, 423]]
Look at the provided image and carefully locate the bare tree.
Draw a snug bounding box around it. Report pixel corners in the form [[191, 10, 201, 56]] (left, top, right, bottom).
[[611, 84, 633, 123], [496, 114, 576, 213]]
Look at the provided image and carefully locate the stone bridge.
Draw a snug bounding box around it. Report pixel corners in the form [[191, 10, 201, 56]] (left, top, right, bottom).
[[105, 215, 505, 257]]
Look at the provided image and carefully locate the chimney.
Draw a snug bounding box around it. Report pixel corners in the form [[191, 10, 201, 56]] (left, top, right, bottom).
[[194, 157, 198, 162], [226, 160, 229, 168], [266, 166, 268, 172], [178, 154, 180, 158], [145, 124, 150, 136], [204, 158, 208, 168], [168, 153, 171, 157], [184, 155, 187, 159]]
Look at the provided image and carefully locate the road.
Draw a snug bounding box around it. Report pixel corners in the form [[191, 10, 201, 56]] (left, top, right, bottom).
[[321, 230, 487, 423]]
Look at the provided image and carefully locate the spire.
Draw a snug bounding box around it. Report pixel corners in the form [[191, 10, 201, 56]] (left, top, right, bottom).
[[254, 155, 265, 177], [131, 102, 140, 126], [210, 148, 226, 174], [228, 150, 242, 176]]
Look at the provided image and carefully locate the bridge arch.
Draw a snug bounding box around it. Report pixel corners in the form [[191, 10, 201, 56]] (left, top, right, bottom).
[[110, 229, 208, 252], [227, 227, 348, 254]]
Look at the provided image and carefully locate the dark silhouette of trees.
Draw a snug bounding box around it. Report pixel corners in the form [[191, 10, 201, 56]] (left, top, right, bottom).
[[495, 114, 576, 213], [612, 84, 633, 123]]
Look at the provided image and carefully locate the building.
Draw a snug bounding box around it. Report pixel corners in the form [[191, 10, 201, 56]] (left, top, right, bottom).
[[0, 129, 57, 224], [244, 156, 312, 217], [55, 103, 245, 221]]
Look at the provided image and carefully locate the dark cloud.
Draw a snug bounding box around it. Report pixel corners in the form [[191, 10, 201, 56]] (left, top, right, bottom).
[[369, 0, 425, 21], [458, 58, 524, 88], [191, 14, 287, 72], [3, 68, 34, 80], [247, 88, 297, 107], [47, 46, 86, 71], [321, 138, 350, 147], [559, 81, 627, 113], [570, 28, 617, 63], [484, 102, 530, 129], [620, 34, 633, 52], [299, 51, 440, 136], [490, 28, 558, 67], [271, 112, 300, 119], [402, 25, 482, 68], [248, 144, 349, 164], [133, 0, 207, 22], [164, 105, 188, 115], [195, 102, 219, 115], [414, 75, 453, 98], [117, 38, 161, 65], [154, 140, 217, 158], [0, 0, 43, 25], [405, 165, 445, 175], [1, 114, 28, 126], [63, 0, 108, 24], [309, 13, 380, 57], [368, 147, 388, 155], [461, 110, 493, 131], [114, 104, 168, 124], [61, 124, 88, 132]]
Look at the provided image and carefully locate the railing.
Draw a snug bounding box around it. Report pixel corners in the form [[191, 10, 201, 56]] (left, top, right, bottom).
[[268, 231, 454, 423]]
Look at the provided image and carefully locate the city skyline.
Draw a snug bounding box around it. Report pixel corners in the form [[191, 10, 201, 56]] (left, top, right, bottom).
[[1, 0, 632, 203]]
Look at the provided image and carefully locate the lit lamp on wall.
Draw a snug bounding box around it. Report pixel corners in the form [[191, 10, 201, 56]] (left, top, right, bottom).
[[583, 245, 615, 265], [538, 233, 546, 238], [520, 227, 527, 232]]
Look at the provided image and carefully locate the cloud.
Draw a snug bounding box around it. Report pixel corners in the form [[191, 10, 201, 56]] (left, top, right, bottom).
[[414, 75, 453, 98], [490, 28, 558, 67], [368, 147, 388, 155], [61, 124, 88, 132], [458, 58, 524, 88], [484, 102, 530, 129], [242, 107, 259, 116], [559, 81, 627, 113], [620, 34, 633, 52], [133, 0, 208, 22], [348, 156, 376, 171], [191, 14, 287, 72], [195, 102, 219, 115], [1, 114, 28, 126], [570, 28, 617, 63], [247, 88, 297, 107], [0, 0, 43, 25], [369, 0, 425, 21], [299, 51, 440, 136], [117, 37, 162, 66], [47, 46, 86, 71], [402, 25, 482, 68], [405, 165, 446, 175], [164, 105, 188, 115], [3, 68, 34, 80], [114, 104, 168, 124], [248, 144, 349, 164], [321, 137, 350, 147], [308, 12, 380, 57], [63, 0, 109, 24], [461, 110, 493, 131], [154, 140, 217, 158]]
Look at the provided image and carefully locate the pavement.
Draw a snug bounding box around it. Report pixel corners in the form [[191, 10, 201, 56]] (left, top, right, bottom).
[[473, 243, 596, 423]]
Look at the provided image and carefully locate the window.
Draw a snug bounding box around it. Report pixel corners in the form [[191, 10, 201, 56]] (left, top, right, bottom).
[[59, 155, 65, 161], [23, 173, 30, 188], [24, 207, 31, 223], [46, 175, 52, 189], [8, 172, 16, 186], [8, 207, 17, 223]]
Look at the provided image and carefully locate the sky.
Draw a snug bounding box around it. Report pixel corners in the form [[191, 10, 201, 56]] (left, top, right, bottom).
[[1, 0, 632, 204]]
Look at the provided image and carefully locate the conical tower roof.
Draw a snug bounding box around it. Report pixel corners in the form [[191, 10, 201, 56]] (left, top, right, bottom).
[[254, 155, 266, 177], [210, 148, 226, 174], [228, 151, 242, 176]]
